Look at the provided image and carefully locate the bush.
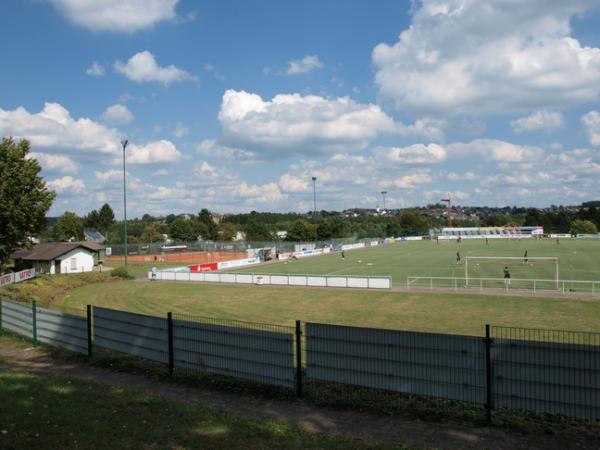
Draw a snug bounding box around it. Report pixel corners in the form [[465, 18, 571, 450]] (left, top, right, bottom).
[[111, 267, 133, 279]]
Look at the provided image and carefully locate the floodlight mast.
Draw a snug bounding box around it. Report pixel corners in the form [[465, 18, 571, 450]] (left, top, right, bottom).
[[121, 139, 129, 268], [381, 191, 387, 213], [441, 195, 452, 227], [312, 176, 317, 245]]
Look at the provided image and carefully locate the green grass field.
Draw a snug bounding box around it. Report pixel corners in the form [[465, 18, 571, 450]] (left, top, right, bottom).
[[57, 279, 600, 336], [4, 239, 599, 337], [232, 239, 600, 290]]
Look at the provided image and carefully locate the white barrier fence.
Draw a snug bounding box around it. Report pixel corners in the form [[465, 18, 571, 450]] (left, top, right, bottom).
[[149, 270, 391, 289], [406, 276, 599, 296], [0, 268, 36, 288]]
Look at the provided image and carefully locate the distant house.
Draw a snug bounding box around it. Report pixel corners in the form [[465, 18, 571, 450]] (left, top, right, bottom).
[[11, 242, 104, 275], [84, 230, 106, 243]]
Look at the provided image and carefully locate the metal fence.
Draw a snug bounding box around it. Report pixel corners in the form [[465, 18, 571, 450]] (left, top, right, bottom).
[[1, 297, 599, 423], [151, 271, 392, 290], [491, 326, 600, 420], [94, 307, 169, 364], [105, 237, 381, 258], [406, 276, 600, 296], [304, 323, 486, 404], [172, 314, 295, 388]]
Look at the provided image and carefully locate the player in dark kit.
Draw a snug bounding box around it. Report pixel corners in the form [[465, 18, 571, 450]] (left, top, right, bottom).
[[503, 266, 511, 286], [523, 250, 528, 264]]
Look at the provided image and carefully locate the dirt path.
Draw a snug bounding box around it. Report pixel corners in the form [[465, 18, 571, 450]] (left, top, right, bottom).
[[1, 343, 598, 449]]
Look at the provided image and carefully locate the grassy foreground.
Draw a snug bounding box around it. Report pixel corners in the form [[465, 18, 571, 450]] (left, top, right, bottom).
[[0, 370, 391, 450], [59, 280, 600, 335]]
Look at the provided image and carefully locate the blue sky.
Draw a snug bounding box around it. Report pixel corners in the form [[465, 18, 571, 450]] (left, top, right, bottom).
[[2, 0, 600, 217]]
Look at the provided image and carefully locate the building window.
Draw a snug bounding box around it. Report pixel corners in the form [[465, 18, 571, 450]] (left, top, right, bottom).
[[70, 258, 77, 271]]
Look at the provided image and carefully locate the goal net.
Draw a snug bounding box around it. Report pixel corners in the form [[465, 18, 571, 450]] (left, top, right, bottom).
[[465, 256, 559, 289]]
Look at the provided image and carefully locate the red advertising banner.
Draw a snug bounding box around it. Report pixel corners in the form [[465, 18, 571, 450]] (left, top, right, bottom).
[[189, 262, 218, 273]]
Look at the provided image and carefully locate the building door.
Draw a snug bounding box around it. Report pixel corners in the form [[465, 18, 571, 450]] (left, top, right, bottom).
[[54, 260, 61, 274]]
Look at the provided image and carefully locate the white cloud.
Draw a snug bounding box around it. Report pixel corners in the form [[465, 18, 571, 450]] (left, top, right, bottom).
[[0, 102, 120, 154], [447, 171, 478, 181], [49, 0, 178, 32], [286, 55, 323, 75], [582, 110, 600, 146], [28, 152, 79, 173], [173, 123, 188, 138], [127, 140, 182, 164], [148, 185, 190, 200], [447, 139, 544, 163], [196, 139, 257, 162], [47, 176, 85, 193], [373, 143, 446, 164], [372, 1, 600, 115], [114, 51, 197, 85], [278, 174, 310, 193], [193, 161, 237, 183], [94, 169, 123, 181], [101, 104, 134, 125], [389, 172, 432, 189], [218, 90, 399, 156], [235, 181, 285, 203], [153, 169, 169, 176], [86, 61, 105, 77], [511, 110, 565, 133]]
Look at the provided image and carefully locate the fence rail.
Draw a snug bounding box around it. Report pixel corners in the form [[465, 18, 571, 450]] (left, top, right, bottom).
[[1, 298, 599, 423], [150, 271, 392, 290], [406, 276, 600, 296]]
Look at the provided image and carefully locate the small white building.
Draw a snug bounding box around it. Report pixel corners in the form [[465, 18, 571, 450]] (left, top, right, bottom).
[[11, 242, 104, 275]]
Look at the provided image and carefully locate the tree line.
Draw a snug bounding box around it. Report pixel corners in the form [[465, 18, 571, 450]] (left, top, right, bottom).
[[1, 137, 599, 271]]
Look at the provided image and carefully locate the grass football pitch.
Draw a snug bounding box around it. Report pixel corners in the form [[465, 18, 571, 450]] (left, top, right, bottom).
[[54, 239, 600, 337], [232, 238, 600, 287]]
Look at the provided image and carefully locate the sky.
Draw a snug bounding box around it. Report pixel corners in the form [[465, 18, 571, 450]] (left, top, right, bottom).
[[2, 0, 600, 218]]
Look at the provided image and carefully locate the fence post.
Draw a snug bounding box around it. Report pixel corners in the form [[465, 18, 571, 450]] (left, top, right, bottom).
[[295, 320, 303, 397], [485, 324, 493, 424], [86, 305, 93, 357], [32, 301, 37, 347], [0, 298, 3, 336], [167, 312, 174, 375]]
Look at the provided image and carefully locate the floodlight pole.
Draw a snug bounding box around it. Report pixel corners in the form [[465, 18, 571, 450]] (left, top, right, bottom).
[[122, 139, 129, 268], [312, 176, 317, 245], [381, 191, 387, 239]]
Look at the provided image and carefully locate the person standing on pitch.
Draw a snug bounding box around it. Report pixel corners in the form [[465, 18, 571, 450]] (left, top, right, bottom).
[[456, 251, 461, 264], [151, 266, 157, 281], [503, 266, 511, 286], [523, 249, 528, 264]]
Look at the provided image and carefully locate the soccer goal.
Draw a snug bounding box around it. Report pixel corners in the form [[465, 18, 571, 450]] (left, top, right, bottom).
[[464, 256, 560, 289]]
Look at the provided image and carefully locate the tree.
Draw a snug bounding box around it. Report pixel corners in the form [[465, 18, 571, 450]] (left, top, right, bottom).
[[169, 218, 197, 241], [244, 220, 272, 241], [0, 138, 56, 271], [84, 209, 100, 229], [218, 222, 237, 241], [285, 220, 313, 241], [570, 219, 598, 235], [98, 203, 115, 232], [197, 209, 219, 240], [53, 211, 84, 241], [485, 213, 511, 227], [140, 224, 164, 243]]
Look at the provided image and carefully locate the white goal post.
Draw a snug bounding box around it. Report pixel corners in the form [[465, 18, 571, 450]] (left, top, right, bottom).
[[464, 256, 559, 288]]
